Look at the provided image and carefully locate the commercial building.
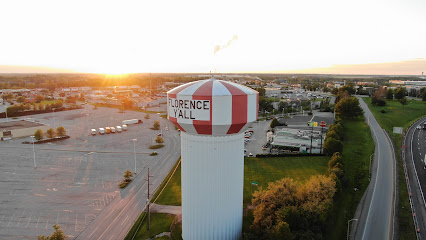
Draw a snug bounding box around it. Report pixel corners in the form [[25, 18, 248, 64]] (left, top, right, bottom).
[[0, 120, 50, 140], [268, 127, 326, 154]]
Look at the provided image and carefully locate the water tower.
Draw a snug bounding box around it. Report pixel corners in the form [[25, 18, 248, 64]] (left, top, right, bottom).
[[167, 78, 258, 240]]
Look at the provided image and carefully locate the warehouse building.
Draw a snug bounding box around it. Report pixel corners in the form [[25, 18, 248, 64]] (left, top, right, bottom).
[[0, 120, 50, 140]]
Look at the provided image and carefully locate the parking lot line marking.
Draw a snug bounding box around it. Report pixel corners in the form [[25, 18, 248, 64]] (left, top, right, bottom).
[[17, 209, 25, 227], [7, 212, 15, 227], [64, 211, 69, 231], [88, 227, 98, 238], [0, 215, 4, 225], [26, 214, 32, 228], [35, 215, 41, 228], [133, 201, 139, 209], [45, 213, 50, 229], [109, 235, 115, 240]]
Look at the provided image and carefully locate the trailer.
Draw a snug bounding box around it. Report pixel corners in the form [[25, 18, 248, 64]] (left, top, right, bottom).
[[122, 119, 143, 125]]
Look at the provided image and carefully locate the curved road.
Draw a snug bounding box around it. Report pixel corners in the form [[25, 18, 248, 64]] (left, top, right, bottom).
[[404, 117, 426, 239], [352, 97, 396, 240]]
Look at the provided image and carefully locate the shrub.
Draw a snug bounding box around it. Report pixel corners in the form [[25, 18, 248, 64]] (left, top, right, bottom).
[[149, 144, 164, 149]]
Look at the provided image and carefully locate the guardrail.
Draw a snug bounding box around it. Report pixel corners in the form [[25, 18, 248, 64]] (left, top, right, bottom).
[[401, 117, 426, 240]]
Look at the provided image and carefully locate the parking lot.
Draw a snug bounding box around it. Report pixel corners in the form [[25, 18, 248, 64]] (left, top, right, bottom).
[[0, 105, 180, 239]]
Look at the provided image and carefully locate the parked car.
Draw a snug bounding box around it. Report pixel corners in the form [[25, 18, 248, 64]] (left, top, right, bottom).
[[122, 124, 128, 131], [105, 127, 111, 134], [91, 129, 97, 135], [248, 153, 253, 157], [116, 126, 122, 132], [158, 133, 163, 136], [110, 127, 116, 133]]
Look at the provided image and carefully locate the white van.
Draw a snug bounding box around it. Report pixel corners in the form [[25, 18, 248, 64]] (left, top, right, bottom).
[[122, 124, 128, 131], [99, 128, 105, 135], [91, 129, 97, 135], [116, 126, 122, 132]]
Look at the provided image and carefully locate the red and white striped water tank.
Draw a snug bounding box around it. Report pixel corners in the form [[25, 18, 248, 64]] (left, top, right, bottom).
[[167, 78, 258, 240]]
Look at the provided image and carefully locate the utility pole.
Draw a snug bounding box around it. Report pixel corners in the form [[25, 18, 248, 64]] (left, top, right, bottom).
[[145, 168, 153, 230]]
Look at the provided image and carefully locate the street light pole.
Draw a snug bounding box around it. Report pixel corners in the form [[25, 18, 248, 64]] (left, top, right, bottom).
[[86, 114, 89, 133], [52, 109, 56, 128], [347, 218, 358, 240], [133, 139, 137, 174], [30, 136, 36, 168]]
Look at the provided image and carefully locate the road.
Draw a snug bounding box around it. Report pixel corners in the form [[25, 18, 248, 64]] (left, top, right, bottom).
[[403, 118, 426, 239], [352, 97, 396, 240]]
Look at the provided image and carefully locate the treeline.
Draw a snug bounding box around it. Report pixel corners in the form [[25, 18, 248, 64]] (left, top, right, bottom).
[[0, 74, 203, 90], [245, 85, 364, 239]]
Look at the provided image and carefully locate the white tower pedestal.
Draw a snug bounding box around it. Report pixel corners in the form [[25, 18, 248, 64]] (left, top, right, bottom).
[[181, 132, 244, 240]]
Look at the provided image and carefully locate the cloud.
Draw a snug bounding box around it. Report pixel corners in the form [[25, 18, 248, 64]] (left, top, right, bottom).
[[214, 35, 238, 54], [283, 59, 426, 75]]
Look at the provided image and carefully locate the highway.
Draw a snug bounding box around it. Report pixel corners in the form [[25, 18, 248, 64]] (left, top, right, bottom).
[[75, 118, 180, 240], [352, 97, 396, 240], [403, 117, 426, 239]]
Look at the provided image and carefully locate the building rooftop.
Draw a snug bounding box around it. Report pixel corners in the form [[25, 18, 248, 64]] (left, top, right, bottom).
[[0, 120, 45, 131]]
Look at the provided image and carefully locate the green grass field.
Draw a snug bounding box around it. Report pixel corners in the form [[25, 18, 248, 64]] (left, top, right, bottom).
[[243, 156, 329, 203], [364, 98, 426, 132], [124, 213, 175, 240], [152, 156, 329, 206], [152, 159, 182, 206], [364, 97, 426, 240]]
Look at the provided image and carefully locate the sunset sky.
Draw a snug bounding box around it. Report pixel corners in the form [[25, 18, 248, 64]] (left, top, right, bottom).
[[0, 0, 425, 75]]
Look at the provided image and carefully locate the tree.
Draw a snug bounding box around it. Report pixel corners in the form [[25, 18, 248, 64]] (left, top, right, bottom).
[[16, 96, 26, 103], [371, 87, 386, 106], [124, 170, 133, 182], [122, 98, 134, 109], [270, 118, 279, 129], [334, 97, 363, 119], [56, 126, 66, 137], [34, 129, 44, 141], [334, 90, 350, 104], [37, 224, 67, 240], [155, 136, 165, 143], [399, 97, 407, 106], [256, 87, 266, 97], [329, 123, 343, 140], [328, 152, 343, 169], [1, 93, 14, 101], [153, 121, 160, 130], [386, 89, 394, 100], [145, 113, 150, 119], [420, 88, 426, 101], [394, 87, 405, 100], [35, 95, 45, 103], [325, 130, 340, 141], [46, 128, 56, 138], [323, 138, 343, 156], [250, 176, 336, 240]]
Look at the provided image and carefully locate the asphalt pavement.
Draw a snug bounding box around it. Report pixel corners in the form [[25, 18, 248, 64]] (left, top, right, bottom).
[[351, 97, 396, 240], [403, 118, 426, 239], [0, 104, 181, 239]]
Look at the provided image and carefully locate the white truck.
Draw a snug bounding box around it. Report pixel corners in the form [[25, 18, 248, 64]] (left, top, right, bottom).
[[99, 128, 105, 135], [122, 119, 143, 125]]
